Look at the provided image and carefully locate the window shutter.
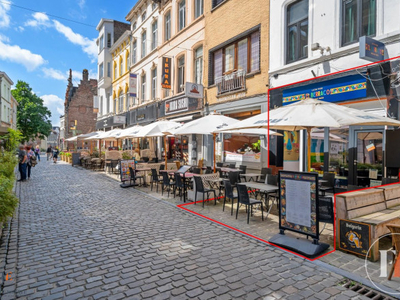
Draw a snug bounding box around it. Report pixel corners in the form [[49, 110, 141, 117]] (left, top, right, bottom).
[[250, 31, 260, 72]]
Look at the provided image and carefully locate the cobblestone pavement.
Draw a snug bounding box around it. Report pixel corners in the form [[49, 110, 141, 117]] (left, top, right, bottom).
[[0, 160, 375, 299]]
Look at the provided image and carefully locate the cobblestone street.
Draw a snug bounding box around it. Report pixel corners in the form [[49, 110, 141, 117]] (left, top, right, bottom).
[[0, 160, 376, 299]]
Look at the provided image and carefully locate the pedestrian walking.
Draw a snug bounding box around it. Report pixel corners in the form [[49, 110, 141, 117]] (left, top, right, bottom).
[[53, 147, 59, 163], [18, 145, 27, 182], [26, 146, 37, 179], [35, 145, 41, 161], [47, 146, 52, 161]]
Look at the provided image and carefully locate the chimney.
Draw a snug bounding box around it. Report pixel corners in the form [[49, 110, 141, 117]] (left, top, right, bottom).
[[83, 69, 89, 82]]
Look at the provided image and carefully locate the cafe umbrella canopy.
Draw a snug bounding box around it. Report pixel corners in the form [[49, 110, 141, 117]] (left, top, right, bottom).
[[218, 98, 400, 171]]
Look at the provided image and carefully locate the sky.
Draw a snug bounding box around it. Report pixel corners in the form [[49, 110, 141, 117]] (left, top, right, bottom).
[[0, 0, 137, 126]]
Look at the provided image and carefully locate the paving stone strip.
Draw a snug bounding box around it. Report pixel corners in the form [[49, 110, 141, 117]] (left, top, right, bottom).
[[0, 161, 375, 299]]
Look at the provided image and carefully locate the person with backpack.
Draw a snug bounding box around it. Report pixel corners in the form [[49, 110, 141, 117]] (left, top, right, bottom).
[[53, 147, 59, 163], [46, 145, 52, 161], [34, 145, 41, 162], [26, 146, 37, 179]]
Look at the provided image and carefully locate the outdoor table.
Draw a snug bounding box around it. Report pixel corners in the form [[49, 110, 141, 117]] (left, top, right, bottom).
[[160, 169, 177, 173], [238, 182, 279, 218], [240, 173, 262, 182], [206, 178, 225, 197], [136, 167, 152, 187], [167, 171, 195, 202]]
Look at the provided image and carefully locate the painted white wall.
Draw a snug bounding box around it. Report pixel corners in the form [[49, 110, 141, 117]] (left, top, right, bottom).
[[269, 0, 400, 88]]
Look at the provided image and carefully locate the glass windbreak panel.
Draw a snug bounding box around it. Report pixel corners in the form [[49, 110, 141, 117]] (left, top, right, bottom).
[[361, 0, 376, 37], [327, 129, 349, 189], [343, 0, 358, 45], [356, 131, 383, 187]]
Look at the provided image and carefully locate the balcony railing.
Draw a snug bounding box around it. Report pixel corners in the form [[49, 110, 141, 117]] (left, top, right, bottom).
[[215, 69, 246, 95]]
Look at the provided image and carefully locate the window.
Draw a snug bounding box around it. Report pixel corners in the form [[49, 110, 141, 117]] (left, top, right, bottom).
[[177, 56, 185, 93], [152, 67, 157, 100], [99, 63, 104, 79], [114, 62, 117, 79], [178, 0, 186, 31], [195, 0, 203, 18], [142, 11, 146, 22], [119, 93, 124, 112], [119, 57, 123, 76], [152, 21, 158, 50], [107, 92, 110, 113], [141, 31, 147, 58], [100, 96, 103, 115], [99, 35, 104, 51], [113, 98, 117, 113], [194, 46, 203, 84], [212, 0, 225, 8], [210, 31, 260, 84], [132, 22, 137, 31], [107, 33, 112, 47], [133, 41, 137, 64], [342, 0, 376, 46], [286, 0, 308, 64], [107, 62, 111, 77], [126, 51, 130, 71], [125, 93, 129, 110], [141, 74, 146, 103], [152, 2, 157, 10], [164, 11, 171, 41]]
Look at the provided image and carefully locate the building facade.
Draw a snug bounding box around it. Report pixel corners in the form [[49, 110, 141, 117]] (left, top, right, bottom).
[[59, 115, 65, 150], [95, 19, 130, 132], [269, 0, 400, 185], [64, 69, 98, 150], [0, 71, 16, 134]]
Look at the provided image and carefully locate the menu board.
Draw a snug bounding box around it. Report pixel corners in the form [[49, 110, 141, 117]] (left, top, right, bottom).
[[120, 160, 136, 182], [279, 171, 319, 239]]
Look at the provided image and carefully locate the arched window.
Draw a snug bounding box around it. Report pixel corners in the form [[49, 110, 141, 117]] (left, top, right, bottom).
[[119, 56, 123, 76], [178, 0, 186, 31], [164, 11, 171, 41]]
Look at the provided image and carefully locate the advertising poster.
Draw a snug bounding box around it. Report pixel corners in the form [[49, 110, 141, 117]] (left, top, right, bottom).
[[225, 151, 261, 163], [339, 219, 371, 257], [120, 160, 136, 182], [279, 171, 319, 239], [283, 131, 299, 161]]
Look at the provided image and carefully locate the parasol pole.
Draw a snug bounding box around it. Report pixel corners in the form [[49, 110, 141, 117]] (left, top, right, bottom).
[[213, 133, 217, 173], [164, 135, 168, 169], [307, 128, 311, 172]]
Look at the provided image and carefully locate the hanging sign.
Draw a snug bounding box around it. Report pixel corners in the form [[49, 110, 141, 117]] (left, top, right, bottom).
[[185, 82, 204, 99], [161, 57, 171, 89], [129, 74, 137, 97], [359, 36, 385, 62]]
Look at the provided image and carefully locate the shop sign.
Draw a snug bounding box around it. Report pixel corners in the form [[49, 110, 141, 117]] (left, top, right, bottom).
[[165, 97, 188, 115], [129, 74, 137, 97], [359, 36, 385, 62], [225, 151, 261, 163], [218, 92, 246, 102], [161, 57, 171, 89], [282, 75, 366, 105], [113, 116, 126, 124], [339, 219, 371, 257], [185, 82, 204, 99]]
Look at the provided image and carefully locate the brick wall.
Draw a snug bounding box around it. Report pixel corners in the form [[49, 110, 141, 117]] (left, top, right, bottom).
[[114, 21, 130, 43]]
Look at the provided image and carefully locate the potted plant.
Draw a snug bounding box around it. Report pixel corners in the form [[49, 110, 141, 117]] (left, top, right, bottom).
[[66, 152, 72, 163], [60, 152, 65, 161], [122, 152, 131, 160]]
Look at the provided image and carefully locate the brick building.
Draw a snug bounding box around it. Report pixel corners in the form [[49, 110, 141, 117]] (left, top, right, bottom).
[[64, 69, 97, 150]]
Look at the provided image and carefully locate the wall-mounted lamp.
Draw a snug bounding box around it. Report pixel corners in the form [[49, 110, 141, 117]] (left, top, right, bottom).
[[311, 43, 331, 55]]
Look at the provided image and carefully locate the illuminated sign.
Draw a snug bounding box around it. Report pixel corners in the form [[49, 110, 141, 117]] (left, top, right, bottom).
[[165, 97, 188, 114], [161, 57, 171, 89], [359, 36, 385, 62]]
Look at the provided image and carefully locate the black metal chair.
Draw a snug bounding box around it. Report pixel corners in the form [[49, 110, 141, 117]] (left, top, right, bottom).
[[150, 168, 163, 192], [223, 180, 238, 216], [216, 162, 223, 168], [319, 172, 336, 196], [229, 163, 236, 169], [347, 185, 361, 191], [129, 167, 144, 187], [228, 171, 240, 188], [192, 167, 201, 174], [236, 184, 264, 224], [319, 197, 334, 235], [382, 177, 399, 185], [205, 169, 213, 174], [193, 176, 216, 207], [159, 164, 165, 176], [239, 165, 247, 182], [174, 173, 185, 201], [257, 167, 272, 183], [161, 172, 175, 198]]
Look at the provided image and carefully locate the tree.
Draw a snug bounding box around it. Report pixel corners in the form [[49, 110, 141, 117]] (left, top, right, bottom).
[[11, 81, 52, 142]]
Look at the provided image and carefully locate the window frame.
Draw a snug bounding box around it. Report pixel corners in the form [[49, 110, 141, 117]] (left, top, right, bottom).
[[99, 63, 104, 79], [141, 73, 146, 103], [107, 33, 112, 48], [177, 55, 185, 93], [99, 96, 103, 115], [132, 40, 137, 64], [164, 11, 171, 41], [194, 46, 203, 84], [195, 0, 203, 19], [151, 67, 157, 100], [212, 0, 226, 9], [152, 20, 158, 50], [141, 31, 147, 58], [99, 35, 104, 52], [341, 0, 377, 47], [178, 0, 186, 32], [119, 92, 124, 113], [286, 0, 309, 64], [119, 56, 123, 76], [142, 11, 146, 22], [107, 62, 111, 77]]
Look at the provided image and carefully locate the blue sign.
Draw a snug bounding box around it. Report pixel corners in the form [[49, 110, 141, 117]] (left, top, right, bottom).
[[282, 75, 366, 105], [359, 36, 385, 62]]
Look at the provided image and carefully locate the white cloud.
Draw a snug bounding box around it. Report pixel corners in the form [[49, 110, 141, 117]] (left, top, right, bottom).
[[41, 94, 63, 106], [15, 26, 24, 32], [0, 1, 11, 28], [42, 67, 67, 81], [25, 12, 51, 28], [0, 36, 47, 71], [57, 107, 64, 115], [78, 0, 86, 9], [53, 20, 97, 62], [41, 94, 64, 125]]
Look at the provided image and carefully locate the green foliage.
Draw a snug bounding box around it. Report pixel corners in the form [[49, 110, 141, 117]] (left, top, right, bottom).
[[122, 152, 131, 160], [11, 81, 52, 143], [92, 151, 100, 158], [3, 128, 22, 152], [65, 153, 72, 157], [252, 140, 261, 153], [0, 151, 19, 223]]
